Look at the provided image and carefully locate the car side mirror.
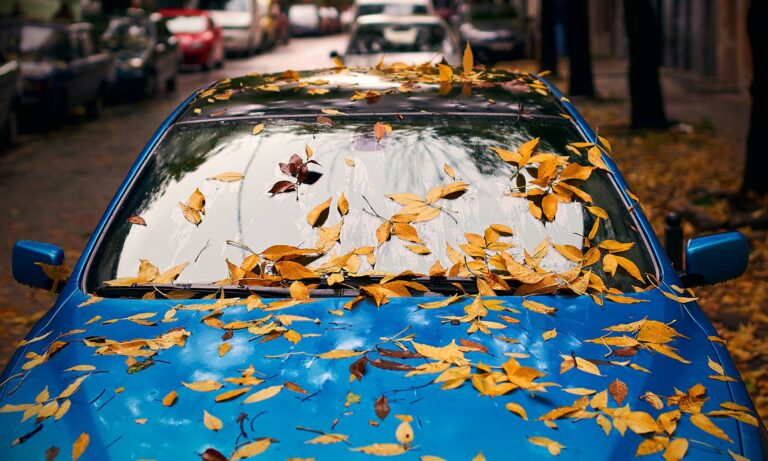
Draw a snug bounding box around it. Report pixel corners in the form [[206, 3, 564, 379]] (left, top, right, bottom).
[[329, 50, 339, 58], [12, 240, 65, 290], [683, 232, 748, 286]]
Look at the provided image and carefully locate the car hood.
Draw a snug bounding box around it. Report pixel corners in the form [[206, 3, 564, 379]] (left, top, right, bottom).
[[0, 290, 758, 460], [345, 52, 459, 68], [209, 10, 252, 28]]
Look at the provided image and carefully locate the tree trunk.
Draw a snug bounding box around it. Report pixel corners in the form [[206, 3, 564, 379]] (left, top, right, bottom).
[[742, 0, 767, 196], [565, 0, 594, 96], [540, 0, 558, 76], [624, 0, 668, 129]]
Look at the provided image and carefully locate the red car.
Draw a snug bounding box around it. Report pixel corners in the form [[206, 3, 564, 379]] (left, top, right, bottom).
[[159, 9, 224, 70]]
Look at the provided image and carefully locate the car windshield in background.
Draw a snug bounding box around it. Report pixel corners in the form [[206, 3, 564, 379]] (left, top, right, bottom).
[[88, 116, 653, 295], [103, 20, 151, 52], [164, 16, 207, 34], [18, 25, 68, 61], [357, 4, 429, 17], [201, 0, 251, 12], [468, 6, 519, 21], [349, 24, 446, 54]]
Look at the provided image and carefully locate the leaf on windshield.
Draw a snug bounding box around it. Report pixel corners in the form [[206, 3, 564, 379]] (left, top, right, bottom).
[[463, 42, 474, 77], [208, 172, 244, 182], [203, 410, 223, 431], [243, 385, 283, 404], [307, 197, 332, 227], [127, 216, 146, 226], [72, 432, 89, 461], [373, 122, 392, 142], [251, 123, 265, 135], [438, 64, 453, 82], [231, 439, 271, 460], [322, 108, 346, 116]]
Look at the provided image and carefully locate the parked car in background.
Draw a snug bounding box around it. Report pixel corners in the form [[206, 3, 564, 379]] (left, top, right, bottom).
[[288, 4, 321, 36], [319, 6, 341, 34], [160, 9, 224, 71], [339, 14, 460, 67], [459, 0, 525, 63], [0, 55, 21, 147], [352, 0, 434, 21], [15, 21, 115, 126], [102, 12, 179, 98], [203, 0, 263, 56], [257, 0, 289, 49], [1, 63, 765, 460], [340, 6, 354, 30]]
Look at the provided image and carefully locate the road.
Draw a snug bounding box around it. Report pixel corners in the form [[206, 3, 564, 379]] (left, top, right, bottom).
[[0, 34, 347, 367]]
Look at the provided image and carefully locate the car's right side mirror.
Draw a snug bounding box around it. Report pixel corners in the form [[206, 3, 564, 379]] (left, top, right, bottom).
[[683, 231, 749, 286]]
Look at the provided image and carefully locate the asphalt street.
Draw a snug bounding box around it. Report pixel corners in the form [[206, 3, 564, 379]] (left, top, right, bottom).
[[0, 34, 348, 366]]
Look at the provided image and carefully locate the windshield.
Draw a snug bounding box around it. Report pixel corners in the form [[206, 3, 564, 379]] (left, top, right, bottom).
[[349, 23, 446, 55], [18, 25, 68, 61], [164, 16, 207, 34], [103, 20, 151, 52], [201, 0, 252, 12], [357, 4, 429, 17], [88, 115, 653, 295]]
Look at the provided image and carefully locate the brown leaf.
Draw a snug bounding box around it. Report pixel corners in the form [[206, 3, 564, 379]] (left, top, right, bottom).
[[200, 448, 228, 461], [127, 216, 146, 226], [268, 180, 296, 195], [369, 358, 416, 371], [349, 356, 368, 380], [284, 381, 308, 394], [317, 115, 333, 126], [459, 338, 489, 353], [45, 446, 59, 461], [374, 395, 390, 420], [376, 347, 424, 359], [373, 122, 391, 141], [609, 378, 628, 405]]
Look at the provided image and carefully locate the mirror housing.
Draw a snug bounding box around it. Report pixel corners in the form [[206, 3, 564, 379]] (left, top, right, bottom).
[[684, 232, 748, 286], [329, 50, 339, 58], [12, 240, 65, 290]]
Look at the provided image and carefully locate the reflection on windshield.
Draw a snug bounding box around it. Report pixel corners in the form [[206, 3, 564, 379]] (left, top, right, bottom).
[[19, 25, 67, 60], [349, 24, 446, 54], [89, 116, 652, 292]]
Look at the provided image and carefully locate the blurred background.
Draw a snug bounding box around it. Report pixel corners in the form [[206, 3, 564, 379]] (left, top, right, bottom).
[[0, 0, 766, 422]]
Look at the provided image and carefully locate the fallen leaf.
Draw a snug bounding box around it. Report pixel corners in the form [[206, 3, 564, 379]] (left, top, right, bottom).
[[231, 439, 271, 460], [72, 432, 89, 461], [351, 443, 409, 456], [203, 410, 223, 431], [127, 216, 146, 226], [243, 385, 283, 404], [528, 436, 565, 456], [208, 172, 244, 182], [609, 378, 628, 405], [252, 123, 265, 135], [374, 395, 390, 420], [162, 390, 177, 407]]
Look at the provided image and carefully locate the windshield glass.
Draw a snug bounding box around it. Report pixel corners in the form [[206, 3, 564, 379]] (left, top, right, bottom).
[[18, 25, 68, 60], [349, 23, 446, 54], [103, 20, 151, 52], [88, 116, 653, 294], [164, 16, 207, 34], [357, 4, 429, 17]]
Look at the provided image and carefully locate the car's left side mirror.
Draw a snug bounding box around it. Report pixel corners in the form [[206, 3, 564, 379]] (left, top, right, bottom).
[[329, 50, 339, 58], [683, 231, 749, 286], [12, 240, 65, 291]]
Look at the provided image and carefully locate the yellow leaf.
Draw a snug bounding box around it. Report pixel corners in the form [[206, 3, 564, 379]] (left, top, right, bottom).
[[308, 88, 329, 95], [528, 436, 565, 456], [318, 349, 366, 359], [180, 202, 201, 225], [345, 158, 356, 167], [463, 42, 473, 77], [559, 354, 602, 376], [218, 342, 232, 357], [444, 163, 457, 179], [231, 439, 271, 460], [322, 108, 347, 116], [505, 402, 528, 420], [635, 436, 669, 456], [306, 433, 349, 444], [72, 432, 90, 461], [351, 443, 409, 456], [214, 387, 251, 402], [522, 299, 556, 315], [542, 329, 557, 341], [285, 330, 302, 344], [421, 456, 447, 461], [64, 365, 96, 372], [392, 223, 423, 244], [552, 243, 583, 262], [438, 64, 453, 82], [663, 438, 688, 461], [373, 122, 391, 141], [418, 294, 462, 309], [598, 240, 634, 253], [562, 388, 596, 396], [208, 172, 244, 182], [708, 357, 725, 376], [307, 197, 332, 227], [690, 413, 732, 442], [54, 399, 70, 421], [252, 123, 265, 135], [338, 193, 349, 216], [182, 380, 223, 392], [728, 449, 751, 461], [162, 390, 177, 407], [243, 385, 283, 404], [203, 410, 223, 431], [406, 244, 431, 255]]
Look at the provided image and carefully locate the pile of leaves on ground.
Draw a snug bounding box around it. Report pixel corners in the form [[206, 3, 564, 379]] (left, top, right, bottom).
[[578, 100, 768, 425]]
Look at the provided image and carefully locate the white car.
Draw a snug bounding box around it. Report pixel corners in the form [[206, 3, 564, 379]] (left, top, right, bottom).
[[206, 0, 263, 55], [341, 14, 460, 67], [353, 0, 435, 20]]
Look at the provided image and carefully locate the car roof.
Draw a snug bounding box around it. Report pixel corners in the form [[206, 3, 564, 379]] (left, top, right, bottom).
[[176, 67, 569, 123], [354, 14, 444, 26]]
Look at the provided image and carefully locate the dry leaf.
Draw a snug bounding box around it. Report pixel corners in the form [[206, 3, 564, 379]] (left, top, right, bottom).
[[231, 439, 271, 460], [203, 410, 223, 431], [72, 432, 89, 461]]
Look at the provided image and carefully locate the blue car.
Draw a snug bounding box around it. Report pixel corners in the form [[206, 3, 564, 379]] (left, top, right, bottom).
[[2, 60, 767, 460]]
